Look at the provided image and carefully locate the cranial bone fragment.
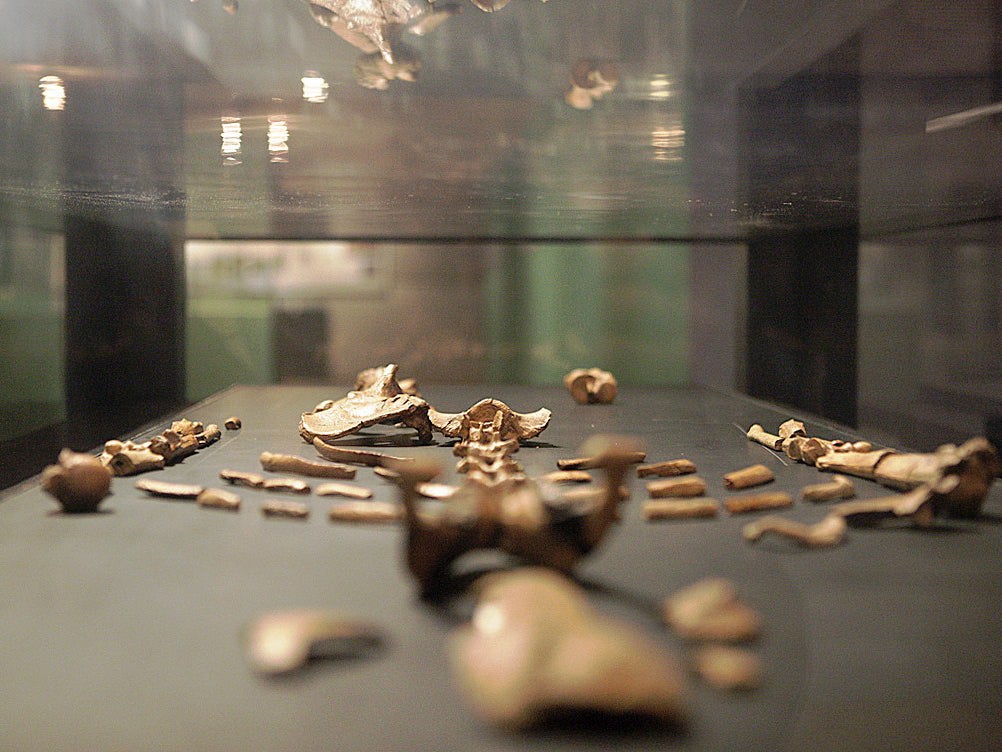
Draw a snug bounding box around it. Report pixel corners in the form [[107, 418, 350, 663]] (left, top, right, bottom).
[[449, 568, 689, 731], [299, 364, 433, 444]]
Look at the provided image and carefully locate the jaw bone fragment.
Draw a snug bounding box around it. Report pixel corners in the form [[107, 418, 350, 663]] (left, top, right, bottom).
[[299, 364, 433, 444], [449, 567, 689, 731]]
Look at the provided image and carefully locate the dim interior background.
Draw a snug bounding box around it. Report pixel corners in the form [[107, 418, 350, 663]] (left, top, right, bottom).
[[2, 0, 1001, 489]]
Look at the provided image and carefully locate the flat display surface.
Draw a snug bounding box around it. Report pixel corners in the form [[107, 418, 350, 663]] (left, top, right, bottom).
[[2, 384, 1000, 751]]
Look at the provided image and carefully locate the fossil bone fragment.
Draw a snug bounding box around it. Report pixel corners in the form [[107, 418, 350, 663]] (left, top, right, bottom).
[[41, 449, 112, 513], [243, 609, 385, 675], [260, 452, 356, 479], [643, 498, 720, 521], [196, 424, 222, 448], [313, 437, 413, 467], [328, 501, 402, 523], [316, 482, 374, 500], [449, 568, 689, 731], [830, 486, 936, 528], [563, 367, 618, 404], [637, 459, 697, 478], [815, 438, 998, 517], [540, 470, 592, 484], [134, 478, 204, 499], [742, 513, 847, 548], [647, 476, 708, 499], [557, 448, 647, 471], [197, 488, 242, 511], [801, 474, 855, 502], [723, 464, 774, 490], [261, 499, 311, 519], [220, 469, 311, 494], [224, 416, 242, 430], [663, 578, 761, 643], [355, 366, 419, 396], [692, 645, 764, 691], [430, 398, 551, 444], [100, 439, 166, 476], [746, 424, 783, 451], [724, 492, 793, 515], [299, 364, 433, 444], [392, 435, 642, 597]]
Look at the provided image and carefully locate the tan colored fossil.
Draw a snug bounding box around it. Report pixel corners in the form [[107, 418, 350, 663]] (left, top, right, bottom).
[[224, 416, 242, 430], [637, 459, 697, 478], [692, 645, 764, 691], [742, 513, 847, 548], [134, 478, 204, 499], [663, 578, 761, 643], [430, 398, 551, 444], [723, 464, 774, 490], [724, 492, 793, 515], [259, 452, 356, 479], [316, 482, 374, 500], [261, 499, 311, 519], [220, 469, 311, 494], [101, 439, 166, 476], [647, 476, 708, 499], [299, 364, 433, 444], [801, 474, 855, 502], [197, 487, 242, 511], [643, 498, 720, 521], [328, 501, 401, 523], [391, 435, 642, 597], [41, 449, 112, 513], [563, 367, 618, 404], [313, 437, 413, 467], [355, 366, 419, 396], [243, 609, 384, 675], [449, 568, 689, 730], [830, 485, 936, 528]]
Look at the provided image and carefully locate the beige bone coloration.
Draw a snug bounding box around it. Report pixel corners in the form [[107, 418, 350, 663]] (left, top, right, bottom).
[[449, 568, 689, 731], [299, 364, 434, 444], [563, 367, 618, 404], [643, 498, 720, 521], [801, 474, 855, 502], [313, 437, 413, 467], [391, 435, 643, 598], [243, 609, 385, 675], [663, 578, 762, 643], [328, 501, 401, 523], [315, 482, 373, 500], [41, 449, 112, 513], [220, 469, 311, 494], [692, 645, 764, 691], [724, 492, 793, 514], [134, 478, 204, 499], [100, 417, 222, 476], [723, 464, 774, 490], [637, 459, 697, 478], [197, 488, 242, 511], [261, 499, 310, 519], [647, 476, 708, 499], [830, 485, 936, 528], [430, 398, 551, 444], [742, 513, 847, 548], [260, 452, 356, 479]]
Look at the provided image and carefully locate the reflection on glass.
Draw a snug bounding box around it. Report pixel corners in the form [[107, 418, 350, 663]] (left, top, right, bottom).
[[301, 71, 330, 103], [651, 121, 685, 163], [565, 60, 620, 111], [220, 115, 242, 165], [648, 75, 673, 100], [38, 76, 66, 111], [267, 113, 289, 163]]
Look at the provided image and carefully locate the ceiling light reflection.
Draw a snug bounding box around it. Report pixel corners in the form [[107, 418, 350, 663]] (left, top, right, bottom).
[[651, 125, 685, 163], [268, 114, 290, 163], [39, 75, 66, 111], [649, 75, 674, 100], [220, 115, 242, 166], [301, 72, 330, 103]]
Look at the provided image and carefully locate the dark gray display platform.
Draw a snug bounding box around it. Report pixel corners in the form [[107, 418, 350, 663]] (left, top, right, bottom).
[[2, 385, 1000, 752]]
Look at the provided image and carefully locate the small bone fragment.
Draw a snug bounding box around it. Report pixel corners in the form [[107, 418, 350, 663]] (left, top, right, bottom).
[[663, 578, 761, 643], [430, 398, 551, 443], [449, 568, 689, 731], [563, 367, 618, 404], [101, 439, 166, 475], [134, 478, 204, 499], [328, 501, 402, 523], [355, 366, 419, 396], [243, 610, 385, 675], [831, 486, 935, 528], [149, 431, 199, 463], [197, 487, 241, 510], [777, 419, 806, 439], [196, 424, 221, 448], [648, 476, 708, 499], [746, 424, 783, 451], [316, 482, 373, 500], [558, 450, 646, 471], [260, 452, 356, 479], [742, 513, 847, 548], [41, 449, 112, 513], [781, 436, 829, 465], [801, 474, 855, 502], [637, 459, 697, 478], [692, 645, 764, 691], [170, 418, 204, 436], [373, 465, 399, 480], [313, 437, 413, 467], [417, 482, 458, 500], [643, 498, 720, 520], [261, 499, 310, 519], [723, 464, 775, 490], [541, 470, 592, 484], [724, 492, 793, 514], [224, 416, 242, 430], [220, 469, 311, 494]]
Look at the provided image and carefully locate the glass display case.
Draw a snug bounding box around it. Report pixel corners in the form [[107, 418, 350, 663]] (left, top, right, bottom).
[[1, 2, 1001, 750]]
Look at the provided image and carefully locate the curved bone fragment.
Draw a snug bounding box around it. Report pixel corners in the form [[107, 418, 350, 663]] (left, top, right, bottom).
[[299, 364, 433, 444], [563, 367, 618, 405], [41, 449, 112, 513], [313, 437, 413, 467], [663, 578, 761, 643], [449, 568, 689, 730], [831, 486, 936, 528], [244, 609, 385, 675], [135, 478, 204, 499], [101, 439, 166, 476], [801, 474, 855, 502], [260, 452, 356, 479], [429, 398, 551, 443], [742, 513, 847, 548]]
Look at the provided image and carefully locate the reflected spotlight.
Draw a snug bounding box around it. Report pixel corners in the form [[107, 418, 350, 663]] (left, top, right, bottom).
[[220, 115, 242, 166], [267, 113, 290, 163], [38, 75, 66, 111], [301, 71, 329, 103]]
